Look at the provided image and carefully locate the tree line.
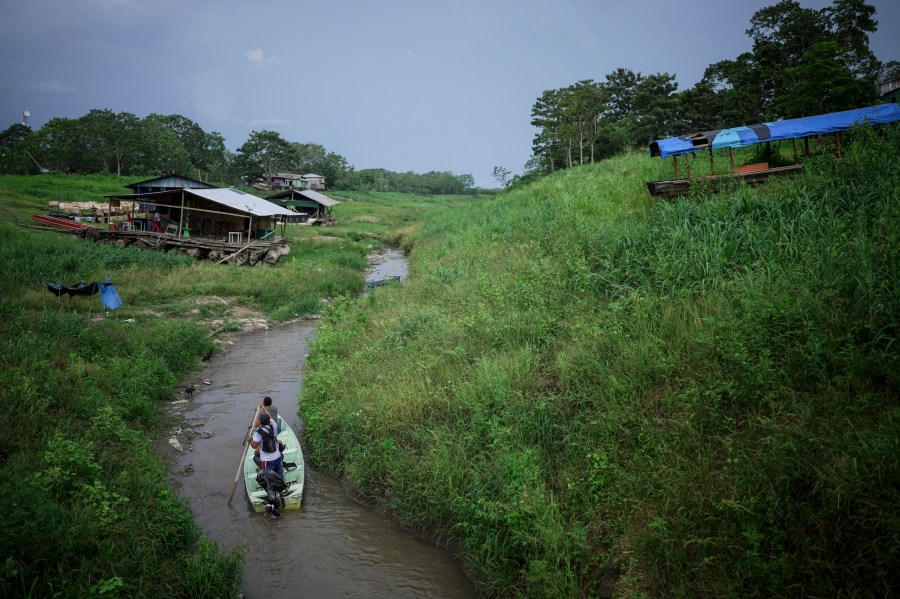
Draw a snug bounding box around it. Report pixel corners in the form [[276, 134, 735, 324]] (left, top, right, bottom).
[[516, 0, 898, 185], [0, 111, 478, 195]]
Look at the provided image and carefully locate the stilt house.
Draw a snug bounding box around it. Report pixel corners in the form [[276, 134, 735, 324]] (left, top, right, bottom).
[[264, 188, 341, 224]]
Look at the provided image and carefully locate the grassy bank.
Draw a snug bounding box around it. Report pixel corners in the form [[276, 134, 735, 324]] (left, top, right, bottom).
[[0, 177, 484, 597], [301, 128, 899, 597]]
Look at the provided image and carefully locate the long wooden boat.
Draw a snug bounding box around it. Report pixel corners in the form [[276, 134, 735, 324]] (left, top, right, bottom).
[[243, 416, 305, 512]]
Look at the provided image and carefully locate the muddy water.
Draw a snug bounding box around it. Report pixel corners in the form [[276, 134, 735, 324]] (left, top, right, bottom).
[[168, 250, 476, 598], [366, 247, 409, 282]]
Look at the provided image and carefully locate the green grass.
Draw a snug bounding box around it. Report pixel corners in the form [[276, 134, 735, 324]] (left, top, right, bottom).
[[301, 126, 900, 597], [0, 175, 485, 597]]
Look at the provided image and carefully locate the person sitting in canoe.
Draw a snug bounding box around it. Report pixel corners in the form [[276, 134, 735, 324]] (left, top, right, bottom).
[[249, 396, 279, 432], [250, 413, 284, 479]]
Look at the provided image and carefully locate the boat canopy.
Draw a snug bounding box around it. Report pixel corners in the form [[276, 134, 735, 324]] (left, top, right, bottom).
[[650, 103, 900, 159]]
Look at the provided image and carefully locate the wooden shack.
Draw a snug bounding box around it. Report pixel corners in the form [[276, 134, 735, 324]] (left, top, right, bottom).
[[301, 174, 326, 190], [265, 188, 341, 224], [97, 185, 297, 265]]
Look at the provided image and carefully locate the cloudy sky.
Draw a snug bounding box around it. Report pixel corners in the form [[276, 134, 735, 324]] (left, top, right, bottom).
[[1, 0, 897, 187]]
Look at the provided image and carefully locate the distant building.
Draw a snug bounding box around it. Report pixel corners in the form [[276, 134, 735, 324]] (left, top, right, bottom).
[[878, 77, 900, 104], [126, 174, 216, 194], [265, 188, 340, 224], [270, 173, 302, 189], [300, 173, 326, 190]]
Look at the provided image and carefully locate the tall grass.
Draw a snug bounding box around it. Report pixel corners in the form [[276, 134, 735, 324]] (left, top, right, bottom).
[[301, 126, 900, 597], [0, 177, 477, 596]]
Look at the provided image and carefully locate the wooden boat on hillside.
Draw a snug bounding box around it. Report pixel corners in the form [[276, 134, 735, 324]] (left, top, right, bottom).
[[243, 416, 305, 512], [646, 103, 900, 198]]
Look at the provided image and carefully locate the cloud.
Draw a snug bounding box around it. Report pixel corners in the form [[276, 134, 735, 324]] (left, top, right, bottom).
[[245, 48, 281, 68], [24, 79, 78, 94]]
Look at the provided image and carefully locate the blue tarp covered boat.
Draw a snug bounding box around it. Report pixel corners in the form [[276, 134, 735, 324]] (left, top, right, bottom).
[[646, 104, 900, 197], [650, 103, 900, 159]]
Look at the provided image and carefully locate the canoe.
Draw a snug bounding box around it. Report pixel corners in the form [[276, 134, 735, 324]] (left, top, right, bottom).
[[243, 416, 305, 512]]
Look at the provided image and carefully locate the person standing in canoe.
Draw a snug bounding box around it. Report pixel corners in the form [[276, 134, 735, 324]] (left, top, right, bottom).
[[250, 412, 284, 478], [249, 396, 279, 432], [249, 396, 280, 465]]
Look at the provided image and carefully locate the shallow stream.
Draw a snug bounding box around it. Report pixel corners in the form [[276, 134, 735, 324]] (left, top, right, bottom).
[[164, 248, 475, 598]]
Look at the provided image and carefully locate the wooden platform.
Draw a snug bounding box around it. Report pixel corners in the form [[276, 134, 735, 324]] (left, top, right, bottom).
[[79, 228, 290, 266], [647, 164, 803, 198]]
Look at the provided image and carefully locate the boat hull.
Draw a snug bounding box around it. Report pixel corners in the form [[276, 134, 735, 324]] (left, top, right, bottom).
[[243, 416, 305, 512]]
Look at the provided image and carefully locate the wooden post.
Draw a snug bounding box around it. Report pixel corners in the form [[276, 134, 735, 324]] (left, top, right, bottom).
[[673, 155, 680, 179], [178, 190, 185, 238], [835, 132, 842, 160], [227, 405, 261, 506], [804, 137, 810, 157], [728, 147, 735, 173], [687, 154, 692, 179], [708, 148, 715, 176], [792, 138, 799, 162]]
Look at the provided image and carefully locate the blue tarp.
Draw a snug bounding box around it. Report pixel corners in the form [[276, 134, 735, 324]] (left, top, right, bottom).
[[99, 279, 123, 311], [650, 103, 900, 158], [652, 136, 695, 158], [46, 278, 123, 310]]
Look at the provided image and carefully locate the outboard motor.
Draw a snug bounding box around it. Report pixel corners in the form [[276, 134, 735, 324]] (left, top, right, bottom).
[[256, 467, 287, 517]]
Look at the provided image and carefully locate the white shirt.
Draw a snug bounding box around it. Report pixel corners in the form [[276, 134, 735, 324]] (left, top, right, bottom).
[[252, 422, 282, 462]]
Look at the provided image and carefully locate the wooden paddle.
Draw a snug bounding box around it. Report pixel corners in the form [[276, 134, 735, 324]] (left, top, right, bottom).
[[227, 404, 261, 506]]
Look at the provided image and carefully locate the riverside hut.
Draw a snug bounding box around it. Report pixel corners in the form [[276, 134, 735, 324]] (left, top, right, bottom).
[[264, 188, 341, 224], [94, 187, 296, 265]]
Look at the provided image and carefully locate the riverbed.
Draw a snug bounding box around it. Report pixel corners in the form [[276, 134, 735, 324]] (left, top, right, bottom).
[[161, 248, 475, 598]]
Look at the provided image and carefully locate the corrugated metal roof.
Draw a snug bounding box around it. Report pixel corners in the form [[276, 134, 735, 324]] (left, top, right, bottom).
[[297, 189, 340, 207], [265, 189, 341, 207], [104, 187, 294, 216], [188, 188, 296, 216], [126, 175, 216, 190]]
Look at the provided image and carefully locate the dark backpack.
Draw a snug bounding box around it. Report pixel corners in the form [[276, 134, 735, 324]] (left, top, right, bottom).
[[258, 424, 277, 453]]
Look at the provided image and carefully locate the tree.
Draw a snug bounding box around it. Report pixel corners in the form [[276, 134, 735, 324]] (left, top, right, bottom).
[[707, 0, 880, 121], [0, 123, 37, 174], [531, 88, 566, 173], [236, 130, 292, 187], [775, 41, 875, 117], [676, 80, 730, 132], [34, 117, 81, 173], [492, 166, 512, 188], [78, 109, 141, 175], [878, 60, 900, 83], [629, 72, 680, 146], [561, 80, 608, 164], [143, 114, 229, 180], [287, 142, 355, 189], [700, 53, 771, 125], [824, 0, 879, 80], [135, 117, 194, 176]]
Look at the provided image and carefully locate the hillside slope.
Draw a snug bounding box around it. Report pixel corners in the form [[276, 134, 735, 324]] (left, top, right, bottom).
[[301, 128, 899, 597]]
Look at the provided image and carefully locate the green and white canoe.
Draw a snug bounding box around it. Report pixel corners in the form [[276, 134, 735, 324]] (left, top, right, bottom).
[[243, 416, 305, 512]]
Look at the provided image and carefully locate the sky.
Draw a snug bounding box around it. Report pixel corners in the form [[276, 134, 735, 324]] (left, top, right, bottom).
[[1, 0, 898, 188]]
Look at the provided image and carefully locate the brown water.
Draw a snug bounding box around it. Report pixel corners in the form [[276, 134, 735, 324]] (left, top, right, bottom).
[[168, 250, 476, 598], [366, 247, 409, 283]]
